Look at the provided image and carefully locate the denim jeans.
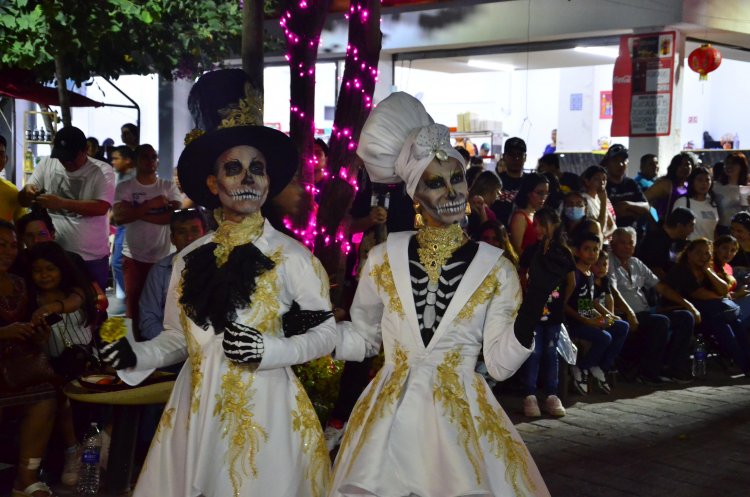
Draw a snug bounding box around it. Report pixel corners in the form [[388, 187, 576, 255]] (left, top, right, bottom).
[[112, 225, 126, 299], [521, 323, 561, 396], [570, 319, 629, 371], [82, 256, 110, 294]]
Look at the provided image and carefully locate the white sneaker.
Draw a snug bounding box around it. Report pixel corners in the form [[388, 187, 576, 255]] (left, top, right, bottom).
[[544, 395, 566, 417], [61, 445, 80, 486], [523, 395, 541, 417], [324, 421, 346, 452], [589, 366, 612, 394], [570, 366, 588, 395]]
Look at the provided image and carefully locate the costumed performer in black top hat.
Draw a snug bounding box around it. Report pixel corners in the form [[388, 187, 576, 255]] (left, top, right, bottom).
[[102, 69, 336, 497]]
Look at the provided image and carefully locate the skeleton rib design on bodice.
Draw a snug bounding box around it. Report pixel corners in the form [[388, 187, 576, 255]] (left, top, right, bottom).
[[408, 237, 479, 346]]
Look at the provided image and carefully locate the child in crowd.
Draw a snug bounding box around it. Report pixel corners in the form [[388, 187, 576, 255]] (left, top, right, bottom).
[[519, 208, 576, 416], [592, 250, 616, 315], [713, 234, 750, 322], [672, 166, 719, 241], [565, 233, 629, 394], [478, 220, 519, 266], [27, 241, 97, 487]]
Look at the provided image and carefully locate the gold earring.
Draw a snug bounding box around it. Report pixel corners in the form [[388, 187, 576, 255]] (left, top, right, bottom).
[[413, 202, 424, 229], [465, 202, 472, 216]]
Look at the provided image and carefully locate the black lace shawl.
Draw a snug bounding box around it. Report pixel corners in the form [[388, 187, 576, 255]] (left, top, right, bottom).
[[179, 242, 275, 334]]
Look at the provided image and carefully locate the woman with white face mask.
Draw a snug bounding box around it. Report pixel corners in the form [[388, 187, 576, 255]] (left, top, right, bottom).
[[330, 93, 560, 497]]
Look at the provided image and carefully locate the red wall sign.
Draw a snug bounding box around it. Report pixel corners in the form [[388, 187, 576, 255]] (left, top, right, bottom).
[[611, 31, 676, 137]]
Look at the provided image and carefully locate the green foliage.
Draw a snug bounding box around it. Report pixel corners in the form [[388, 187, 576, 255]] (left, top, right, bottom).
[[0, 0, 251, 83]]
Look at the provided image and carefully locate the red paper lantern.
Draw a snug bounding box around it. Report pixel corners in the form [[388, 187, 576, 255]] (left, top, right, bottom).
[[688, 44, 722, 81]]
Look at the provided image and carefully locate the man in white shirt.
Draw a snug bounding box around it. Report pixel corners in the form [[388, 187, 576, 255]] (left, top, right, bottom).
[[18, 126, 115, 290], [113, 144, 181, 339]]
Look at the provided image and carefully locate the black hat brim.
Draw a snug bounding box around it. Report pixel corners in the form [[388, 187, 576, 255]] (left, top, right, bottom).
[[177, 126, 298, 210]]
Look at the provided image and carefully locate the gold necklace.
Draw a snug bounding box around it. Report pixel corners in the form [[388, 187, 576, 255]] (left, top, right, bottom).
[[213, 210, 265, 266], [416, 223, 466, 284]]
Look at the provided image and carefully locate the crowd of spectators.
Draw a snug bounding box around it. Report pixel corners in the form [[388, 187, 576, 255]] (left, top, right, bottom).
[[2, 123, 750, 494]]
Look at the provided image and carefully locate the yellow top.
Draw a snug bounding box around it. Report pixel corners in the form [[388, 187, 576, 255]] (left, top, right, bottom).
[[0, 177, 27, 222]]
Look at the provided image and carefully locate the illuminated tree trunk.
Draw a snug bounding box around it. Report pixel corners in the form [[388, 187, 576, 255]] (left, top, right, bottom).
[[315, 0, 382, 301], [242, 0, 265, 96]]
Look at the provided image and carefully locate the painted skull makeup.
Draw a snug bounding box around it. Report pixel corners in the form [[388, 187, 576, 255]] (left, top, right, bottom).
[[413, 157, 468, 226], [207, 145, 270, 220]]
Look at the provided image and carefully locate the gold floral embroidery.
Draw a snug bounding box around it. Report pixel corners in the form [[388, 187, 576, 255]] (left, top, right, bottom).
[[291, 378, 331, 497], [212, 212, 265, 267], [310, 254, 330, 301], [456, 265, 499, 322], [336, 343, 409, 477], [247, 248, 284, 334], [369, 253, 404, 317], [153, 407, 175, 445], [433, 348, 483, 485], [218, 83, 264, 129], [177, 279, 203, 415], [473, 375, 536, 495], [214, 363, 268, 497]]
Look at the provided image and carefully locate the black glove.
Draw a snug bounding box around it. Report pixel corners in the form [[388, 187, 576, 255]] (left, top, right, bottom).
[[282, 301, 334, 338], [222, 322, 264, 364], [514, 242, 574, 348], [100, 338, 137, 370]]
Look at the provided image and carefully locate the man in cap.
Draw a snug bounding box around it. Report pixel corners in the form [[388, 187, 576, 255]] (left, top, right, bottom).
[[19, 126, 115, 290], [491, 136, 528, 226], [603, 143, 650, 229]]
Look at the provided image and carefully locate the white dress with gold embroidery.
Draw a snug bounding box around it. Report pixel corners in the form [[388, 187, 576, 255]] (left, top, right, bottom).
[[332, 232, 550, 497], [120, 220, 335, 497]]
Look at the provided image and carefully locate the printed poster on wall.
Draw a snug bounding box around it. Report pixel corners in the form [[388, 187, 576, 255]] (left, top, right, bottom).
[[600, 91, 612, 119], [611, 31, 675, 137]]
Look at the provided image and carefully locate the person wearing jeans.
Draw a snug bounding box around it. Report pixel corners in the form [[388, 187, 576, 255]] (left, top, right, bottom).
[[565, 232, 629, 394]]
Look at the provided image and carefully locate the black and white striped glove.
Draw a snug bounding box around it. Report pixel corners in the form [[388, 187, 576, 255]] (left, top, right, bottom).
[[100, 338, 137, 370], [222, 322, 264, 364]]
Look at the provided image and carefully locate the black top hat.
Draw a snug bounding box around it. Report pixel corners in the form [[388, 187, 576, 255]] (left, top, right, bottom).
[[177, 69, 298, 210]]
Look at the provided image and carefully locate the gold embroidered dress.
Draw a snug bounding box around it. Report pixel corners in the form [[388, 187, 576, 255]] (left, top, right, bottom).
[[331, 232, 550, 497], [119, 218, 336, 497]]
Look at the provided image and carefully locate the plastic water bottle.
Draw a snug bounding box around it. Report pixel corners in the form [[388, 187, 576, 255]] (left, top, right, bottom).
[[76, 422, 102, 495], [692, 334, 707, 377]]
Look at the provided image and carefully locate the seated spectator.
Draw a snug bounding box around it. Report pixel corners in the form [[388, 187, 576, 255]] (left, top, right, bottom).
[[645, 152, 694, 221], [0, 220, 57, 497], [713, 152, 749, 237], [0, 134, 27, 222], [466, 156, 485, 188], [729, 211, 750, 281], [603, 144, 649, 229], [562, 191, 602, 239], [509, 172, 549, 256], [580, 165, 617, 241], [477, 220, 518, 266], [608, 227, 697, 383], [27, 241, 97, 487], [518, 208, 575, 417], [537, 153, 580, 195], [635, 154, 659, 191], [664, 238, 750, 376], [139, 209, 208, 341], [637, 207, 696, 279], [713, 234, 750, 323], [467, 171, 500, 238], [14, 208, 106, 315], [564, 232, 629, 395], [672, 166, 719, 241], [113, 144, 181, 339]]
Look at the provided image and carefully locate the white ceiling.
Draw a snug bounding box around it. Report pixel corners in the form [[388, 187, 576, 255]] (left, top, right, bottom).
[[400, 39, 750, 74]]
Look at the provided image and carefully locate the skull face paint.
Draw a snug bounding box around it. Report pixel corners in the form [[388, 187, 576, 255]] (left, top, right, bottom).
[[206, 145, 269, 222], [413, 157, 468, 227]]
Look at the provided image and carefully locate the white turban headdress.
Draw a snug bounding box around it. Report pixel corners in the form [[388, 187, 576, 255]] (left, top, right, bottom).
[[357, 92, 467, 198]]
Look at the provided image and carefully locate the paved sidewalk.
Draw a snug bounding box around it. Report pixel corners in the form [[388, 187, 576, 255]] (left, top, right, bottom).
[[509, 378, 750, 497]]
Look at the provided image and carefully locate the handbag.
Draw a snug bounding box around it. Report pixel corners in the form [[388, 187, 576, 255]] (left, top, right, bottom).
[[0, 342, 58, 392]]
